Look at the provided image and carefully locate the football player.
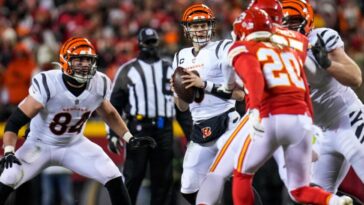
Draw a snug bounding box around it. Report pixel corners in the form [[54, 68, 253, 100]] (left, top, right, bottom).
[[229, 7, 353, 205], [196, 1, 311, 204], [282, 0, 364, 201], [171, 3, 244, 204], [0, 37, 156, 205]]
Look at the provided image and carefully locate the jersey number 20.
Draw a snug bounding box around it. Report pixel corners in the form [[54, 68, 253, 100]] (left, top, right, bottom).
[[258, 48, 305, 90]]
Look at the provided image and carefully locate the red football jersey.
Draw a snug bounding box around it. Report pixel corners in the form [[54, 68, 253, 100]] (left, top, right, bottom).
[[271, 26, 309, 62], [229, 31, 311, 118]]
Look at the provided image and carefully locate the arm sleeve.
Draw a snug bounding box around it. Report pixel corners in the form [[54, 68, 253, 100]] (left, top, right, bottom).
[[5, 107, 31, 134], [233, 54, 265, 110]]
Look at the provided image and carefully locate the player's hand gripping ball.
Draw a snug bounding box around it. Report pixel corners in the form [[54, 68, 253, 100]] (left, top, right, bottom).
[[172, 67, 204, 103]]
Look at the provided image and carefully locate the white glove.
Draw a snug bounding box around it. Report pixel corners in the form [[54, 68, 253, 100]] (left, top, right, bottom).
[[249, 109, 264, 139]]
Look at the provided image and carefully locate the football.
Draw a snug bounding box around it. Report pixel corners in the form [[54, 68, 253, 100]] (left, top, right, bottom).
[[172, 67, 199, 103]]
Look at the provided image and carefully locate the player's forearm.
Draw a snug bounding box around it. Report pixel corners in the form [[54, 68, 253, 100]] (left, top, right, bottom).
[[327, 50, 362, 87], [174, 96, 189, 112], [101, 109, 129, 138], [231, 87, 245, 101], [3, 132, 18, 152], [327, 61, 362, 87]]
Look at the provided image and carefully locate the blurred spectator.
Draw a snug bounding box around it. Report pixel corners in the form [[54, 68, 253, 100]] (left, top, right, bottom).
[[1, 42, 36, 119], [41, 166, 74, 205]]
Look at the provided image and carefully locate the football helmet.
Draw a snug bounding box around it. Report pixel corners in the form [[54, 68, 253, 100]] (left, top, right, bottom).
[[232, 8, 273, 41], [181, 3, 215, 46], [282, 0, 314, 35], [248, 0, 283, 25], [59, 37, 97, 84]]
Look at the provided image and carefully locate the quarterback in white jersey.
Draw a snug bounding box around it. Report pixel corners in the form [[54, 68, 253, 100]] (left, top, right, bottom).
[[283, 0, 364, 199], [171, 3, 244, 204], [0, 37, 156, 205]]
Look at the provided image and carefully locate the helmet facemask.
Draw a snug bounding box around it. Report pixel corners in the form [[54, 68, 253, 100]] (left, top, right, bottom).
[[183, 20, 215, 46], [59, 37, 98, 84], [181, 3, 216, 47], [282, 0, 314, 35], [283, 15, 308, 35], [66, 54, 97, 84]]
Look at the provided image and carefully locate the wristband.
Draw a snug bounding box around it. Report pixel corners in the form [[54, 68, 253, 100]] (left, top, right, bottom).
[[122, 132, 133, 143], [4, 145, 15, 154], [204, 81, 214, 92]]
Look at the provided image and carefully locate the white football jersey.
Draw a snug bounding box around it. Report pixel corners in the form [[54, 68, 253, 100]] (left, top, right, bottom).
[[305, 28, 362, 128], [172, 40, 236, 121], [27, 70, 111, 145]]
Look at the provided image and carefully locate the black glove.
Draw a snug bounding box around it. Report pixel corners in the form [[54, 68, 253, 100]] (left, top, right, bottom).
[[128, 136, 157, 150], [0, 152, 21, 169], [311, 34, 332, 69], [107, 135, 123, 155]]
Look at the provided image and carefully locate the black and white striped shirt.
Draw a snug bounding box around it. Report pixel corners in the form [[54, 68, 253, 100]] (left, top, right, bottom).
[[110, 58, 175, 119]]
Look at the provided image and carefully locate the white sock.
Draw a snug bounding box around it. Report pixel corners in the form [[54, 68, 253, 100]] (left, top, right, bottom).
[[328, 195, 341, 205]]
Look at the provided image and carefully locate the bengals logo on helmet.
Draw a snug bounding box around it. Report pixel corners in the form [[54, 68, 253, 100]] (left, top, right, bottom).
[[180, 3, 216, 45], [59, 37, 98, 83], [281, 0, 314, 35]]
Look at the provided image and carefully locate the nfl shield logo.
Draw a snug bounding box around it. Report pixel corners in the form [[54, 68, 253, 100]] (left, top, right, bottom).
[[201, 127, 212, 138]]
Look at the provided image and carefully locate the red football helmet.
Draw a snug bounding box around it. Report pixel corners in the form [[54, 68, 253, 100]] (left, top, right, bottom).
[[232, 8, 273, 41], [248, 0, 283, 24], [59, 37, 97, 83]]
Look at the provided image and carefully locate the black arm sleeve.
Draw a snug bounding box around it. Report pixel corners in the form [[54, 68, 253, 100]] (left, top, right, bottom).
[[175, 105, 193, 141], [4, 108, 31, 134], [211, 84, 233, 99]]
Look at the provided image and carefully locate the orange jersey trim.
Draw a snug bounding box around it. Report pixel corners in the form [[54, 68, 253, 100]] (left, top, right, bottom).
[[209, 115, 249, 172], [236, 135, 252, 173]]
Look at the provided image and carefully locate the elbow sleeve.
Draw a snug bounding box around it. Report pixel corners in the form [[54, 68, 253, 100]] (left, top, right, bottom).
[[4, 108, 31, 134]]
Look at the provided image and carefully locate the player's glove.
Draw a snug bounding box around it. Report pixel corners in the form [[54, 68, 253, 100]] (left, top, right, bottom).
[[107, 134, 123, 155], [128, 136, 157, 150], [0, 151, 21, 169], [248, 109, 264, 140], [311, 34, 332, 69]]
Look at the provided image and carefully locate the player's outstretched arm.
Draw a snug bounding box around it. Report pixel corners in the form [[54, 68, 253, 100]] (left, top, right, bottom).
[[326, 47, 362, 87], [97, 100, 157, 150], [96, 100, 130, 141], [1, 96, 43, 169], [312, 34, 362, 87]]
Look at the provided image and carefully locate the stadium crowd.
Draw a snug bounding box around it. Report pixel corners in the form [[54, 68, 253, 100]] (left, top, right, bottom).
[[0, 0, 364, 205], [0, 0, 364, 116]]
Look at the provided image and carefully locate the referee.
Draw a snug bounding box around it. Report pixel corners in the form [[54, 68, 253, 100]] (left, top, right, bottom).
[[108, 28, 175, 205]]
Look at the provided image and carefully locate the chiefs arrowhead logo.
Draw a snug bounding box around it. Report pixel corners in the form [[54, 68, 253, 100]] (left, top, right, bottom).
[[201, 127, 212, 138]]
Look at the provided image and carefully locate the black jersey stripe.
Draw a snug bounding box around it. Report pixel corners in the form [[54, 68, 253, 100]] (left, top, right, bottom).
[[41, 73, 50, 102], [327, 36, 340, 49], [223, 40, 233, 50], [215, 40, 225, 59], [101, 75, 107, 98], [33, 78, 41, 94], [319, 29, 329, 38]]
